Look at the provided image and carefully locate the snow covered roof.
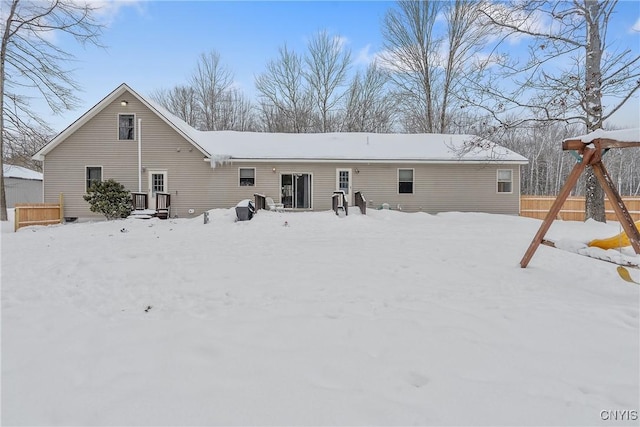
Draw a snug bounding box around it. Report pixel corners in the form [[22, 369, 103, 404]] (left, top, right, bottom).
[[184, 131, 526, 165], [3, 165, 43, 180], [143, 91, 528, 164], [565, 128, 640, 144], [34, 83, 529, 165]]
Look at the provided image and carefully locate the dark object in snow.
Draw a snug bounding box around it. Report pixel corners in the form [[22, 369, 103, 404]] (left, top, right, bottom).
[[120, 228, 128, 233], [144, 305, 152, 312], [235, 199, 255, 221]]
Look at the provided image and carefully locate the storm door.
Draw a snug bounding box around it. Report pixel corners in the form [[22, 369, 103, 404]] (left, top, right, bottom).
[[336, 168, 352, 204], [148, 170, 168, 210]]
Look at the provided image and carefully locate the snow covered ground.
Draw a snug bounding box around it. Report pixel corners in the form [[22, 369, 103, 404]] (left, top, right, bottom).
[[1, 208, 638, 426]]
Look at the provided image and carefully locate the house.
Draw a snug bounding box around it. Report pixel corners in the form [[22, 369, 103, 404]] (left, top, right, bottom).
[[3, 164, 43, 208], [33, 83, 529, 219]]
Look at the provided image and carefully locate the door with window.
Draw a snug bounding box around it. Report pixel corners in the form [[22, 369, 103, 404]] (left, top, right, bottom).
[[148, 170, 168, 210], [336, 168, 352, 205], [281, 173, 312, 209]]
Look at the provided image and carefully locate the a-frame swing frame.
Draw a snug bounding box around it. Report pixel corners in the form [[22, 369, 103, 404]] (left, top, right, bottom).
[[520, 136, 640, 268]]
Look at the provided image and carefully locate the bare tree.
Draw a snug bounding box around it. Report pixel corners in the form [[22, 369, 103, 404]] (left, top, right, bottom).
[[470, 0, 640, 221], [255, 44, 313, 133], [1, 0, 103, 220], [152, 51, 256, 131], [343, 62, 396, 132], [151, 85, 199, 127], [2, 123, 50, 171], [190, 50, 235, 131], [304, 31, 351, 132], [215, 88, 257, 131], [381, 0, 491, 133]]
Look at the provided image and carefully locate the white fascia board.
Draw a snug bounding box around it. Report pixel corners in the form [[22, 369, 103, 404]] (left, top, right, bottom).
[[225, 158, 529, 165]]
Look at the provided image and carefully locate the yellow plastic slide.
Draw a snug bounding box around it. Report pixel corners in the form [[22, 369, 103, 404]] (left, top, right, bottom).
[[588, 220, 640, 250]]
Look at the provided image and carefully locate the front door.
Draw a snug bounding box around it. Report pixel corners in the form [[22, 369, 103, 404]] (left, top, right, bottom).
[[336, 168, 352, 205], [148, 170, 168, 210], [281, 173, 312, 209]]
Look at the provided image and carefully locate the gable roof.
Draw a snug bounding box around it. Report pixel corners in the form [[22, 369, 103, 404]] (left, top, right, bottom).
[[34, 83, 528, 165], [3, 165, 43, 180], [33, 83, 211, 161]]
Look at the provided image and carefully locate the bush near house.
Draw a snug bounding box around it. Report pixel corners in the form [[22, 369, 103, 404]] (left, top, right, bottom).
[[83, 179, 131, 220]]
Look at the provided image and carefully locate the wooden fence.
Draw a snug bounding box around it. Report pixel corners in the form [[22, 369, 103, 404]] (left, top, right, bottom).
[[520, 195, 640, 221], [14, 194, 64, 231]]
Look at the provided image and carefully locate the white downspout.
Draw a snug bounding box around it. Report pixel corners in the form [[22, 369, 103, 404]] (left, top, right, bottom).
[[138, 118, 142, 193]]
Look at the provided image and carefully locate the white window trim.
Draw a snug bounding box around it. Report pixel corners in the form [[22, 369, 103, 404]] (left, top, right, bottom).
[[238, 167, 256, 187], [85, 165, 103, 192], [397, 168, 415, 195], [497, 169, 513, 194], [117, 113, 136, 141]]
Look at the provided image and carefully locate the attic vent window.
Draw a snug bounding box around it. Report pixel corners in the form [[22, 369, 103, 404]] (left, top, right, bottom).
[[118, 114, 135, 140]]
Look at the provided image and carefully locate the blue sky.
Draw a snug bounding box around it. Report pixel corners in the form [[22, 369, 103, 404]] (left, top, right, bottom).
[[33, 0, 640, 132]]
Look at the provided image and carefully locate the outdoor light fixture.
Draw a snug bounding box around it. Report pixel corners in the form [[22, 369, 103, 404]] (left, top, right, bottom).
[[272, 167, 276, 173], [120, 100, 128, 106], [355, 168, 360, 174]]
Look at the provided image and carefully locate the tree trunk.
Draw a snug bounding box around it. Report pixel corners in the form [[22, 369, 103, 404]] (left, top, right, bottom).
[[0, 1, 19, 221], [585, 166, 605, 221], [583, 0, 606, 222]]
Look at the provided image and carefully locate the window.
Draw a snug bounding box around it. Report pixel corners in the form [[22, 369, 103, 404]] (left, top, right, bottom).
[[497, 169, 513, 193], [151, 173, 165, 193], [338, 170, 349, 193], [239, 168, 255, 186], [118, 114, 135, 140], [86, 166, 102, 191], [398, 169, 414, 194]]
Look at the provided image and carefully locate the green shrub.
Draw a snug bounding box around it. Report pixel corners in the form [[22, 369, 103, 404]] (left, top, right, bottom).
[[83, 179, 131, 220]]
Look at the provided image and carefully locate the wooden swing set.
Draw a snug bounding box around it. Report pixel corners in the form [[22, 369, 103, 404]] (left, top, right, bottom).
[[520, 131, 640, 269]]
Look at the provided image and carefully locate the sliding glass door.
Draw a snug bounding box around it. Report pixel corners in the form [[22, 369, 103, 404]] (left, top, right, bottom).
[[281, 173, 312, 209]]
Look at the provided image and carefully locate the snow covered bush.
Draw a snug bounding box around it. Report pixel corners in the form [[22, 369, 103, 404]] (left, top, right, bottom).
[[83, 179, 131, 220]]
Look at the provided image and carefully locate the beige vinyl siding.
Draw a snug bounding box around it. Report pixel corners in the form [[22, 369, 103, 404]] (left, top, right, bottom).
[[43, 89, 521, 218], [209, 161, 521, 214], [209, 162, 338, 211], [352, 163, 520, 214], [43, 91, 216, 219]]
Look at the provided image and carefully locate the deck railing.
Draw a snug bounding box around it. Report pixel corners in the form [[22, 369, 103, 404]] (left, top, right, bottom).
[[155, 192, 171, 219], [254, 193, 266, 211], [131, 192, 148, 210], [354, 191, 366, 215], [332, 191, 348, 216]]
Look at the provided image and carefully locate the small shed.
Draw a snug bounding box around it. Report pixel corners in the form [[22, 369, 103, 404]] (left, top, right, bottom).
[[3, 165, 43, 208]]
